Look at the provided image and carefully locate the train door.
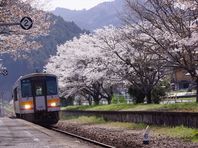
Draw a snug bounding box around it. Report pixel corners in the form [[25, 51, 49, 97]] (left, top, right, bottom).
[[32, 77, 46, 112], [13, 87, 19, 114]]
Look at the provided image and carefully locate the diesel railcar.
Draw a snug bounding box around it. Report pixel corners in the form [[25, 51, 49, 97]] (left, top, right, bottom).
[[13, 73, 60, 124]]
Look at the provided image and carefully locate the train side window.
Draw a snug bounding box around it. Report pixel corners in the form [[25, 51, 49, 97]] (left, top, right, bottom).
[[14, 88, 18, 101]]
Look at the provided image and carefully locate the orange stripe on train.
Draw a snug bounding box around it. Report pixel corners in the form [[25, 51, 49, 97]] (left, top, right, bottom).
[[20, 101, 33, 106], [47, 98, 60, 104]]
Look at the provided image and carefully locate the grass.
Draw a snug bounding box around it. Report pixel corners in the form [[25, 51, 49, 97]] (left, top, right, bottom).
[[152, 125, 198, 142], [105, 122, 147, 130], [109, 123, 198, 142], [71, 116, 106, 124], [60, 115, 147, 129], [60, 115, 80, 120], [164, 97, 196, 102], [192, 132, 198, 142], [179, 97, 196, 101], [61, 102, 198, 112], [61, 115, 106, 124], [61, 103, 164, 111], [61, 115, 198, 143], [161, 102, 198, 112]]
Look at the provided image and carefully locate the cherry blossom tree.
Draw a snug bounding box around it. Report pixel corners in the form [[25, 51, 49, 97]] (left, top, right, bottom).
[[46, 34, 117, 105], [123, 0, 198, 102], [0, 0, 51, 55], [46, 25, 167, 104], [93, 26, 167, 103], [22, 0, 52, 11]]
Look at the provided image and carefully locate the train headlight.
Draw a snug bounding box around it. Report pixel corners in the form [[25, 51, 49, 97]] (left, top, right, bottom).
[[24, 104, 31, 110], [50, 102, 57, 107]]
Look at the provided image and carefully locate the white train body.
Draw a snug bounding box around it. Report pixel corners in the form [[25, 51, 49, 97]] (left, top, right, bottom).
[[13, 73, 60, 124]]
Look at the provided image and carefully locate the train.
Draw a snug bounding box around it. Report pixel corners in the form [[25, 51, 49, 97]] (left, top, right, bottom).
[[12, 73, 60, 124]]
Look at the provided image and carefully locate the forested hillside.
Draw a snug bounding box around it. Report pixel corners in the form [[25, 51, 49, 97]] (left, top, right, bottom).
[[52, 0, 124, 31]]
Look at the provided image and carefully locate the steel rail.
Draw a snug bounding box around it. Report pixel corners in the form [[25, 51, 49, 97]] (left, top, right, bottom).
[[48, 126, 115, 148]]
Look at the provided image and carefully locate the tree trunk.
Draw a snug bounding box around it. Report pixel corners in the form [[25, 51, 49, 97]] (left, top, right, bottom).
[[88, 98, 92, 106], [107, 97, 111, 104], [94, 98, 100, 105], [196, 78, 198, 103], [146, 91, 152, 104]]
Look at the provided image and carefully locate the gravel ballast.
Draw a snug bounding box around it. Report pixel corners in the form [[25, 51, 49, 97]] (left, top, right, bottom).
[[56, 120, 198, 148]]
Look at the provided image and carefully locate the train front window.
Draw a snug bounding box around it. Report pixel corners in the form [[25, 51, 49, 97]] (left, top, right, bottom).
[[46, 76, 57, 95], [21, 79, 32, 97], [34, 81, 44, 96]]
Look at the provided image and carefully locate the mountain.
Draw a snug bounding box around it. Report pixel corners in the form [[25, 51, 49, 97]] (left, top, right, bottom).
[[52, 0, 124, 31], [0, 2, 83, 100]]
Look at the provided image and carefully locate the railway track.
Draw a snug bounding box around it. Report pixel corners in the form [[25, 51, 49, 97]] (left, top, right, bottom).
[[46, 125, 115, 148]]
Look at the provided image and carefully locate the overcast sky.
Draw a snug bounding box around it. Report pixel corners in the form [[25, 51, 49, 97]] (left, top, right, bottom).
[[49, 0, 114, 10]]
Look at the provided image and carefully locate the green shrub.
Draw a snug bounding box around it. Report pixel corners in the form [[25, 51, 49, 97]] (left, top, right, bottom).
[[60, 96, 74, 106], [192, 131, 198, 142], [152, 86, 165, 104], [152, 80, 170, 104], [112, 95, 127, 104], [128, 86, 145, 103]]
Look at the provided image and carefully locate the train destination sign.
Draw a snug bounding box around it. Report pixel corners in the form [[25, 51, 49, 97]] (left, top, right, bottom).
[[20, 17, 33, 30]]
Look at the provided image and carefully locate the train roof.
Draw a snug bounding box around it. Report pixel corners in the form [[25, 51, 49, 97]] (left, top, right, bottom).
[[18, 73, 57, 80], [13, 73, 57, 89]]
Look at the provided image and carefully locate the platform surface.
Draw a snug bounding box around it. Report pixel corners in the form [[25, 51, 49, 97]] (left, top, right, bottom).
[[0, 117, 98, 148]]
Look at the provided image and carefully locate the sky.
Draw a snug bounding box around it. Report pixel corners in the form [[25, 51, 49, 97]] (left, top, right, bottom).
[[48, 0, 114, 10]]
